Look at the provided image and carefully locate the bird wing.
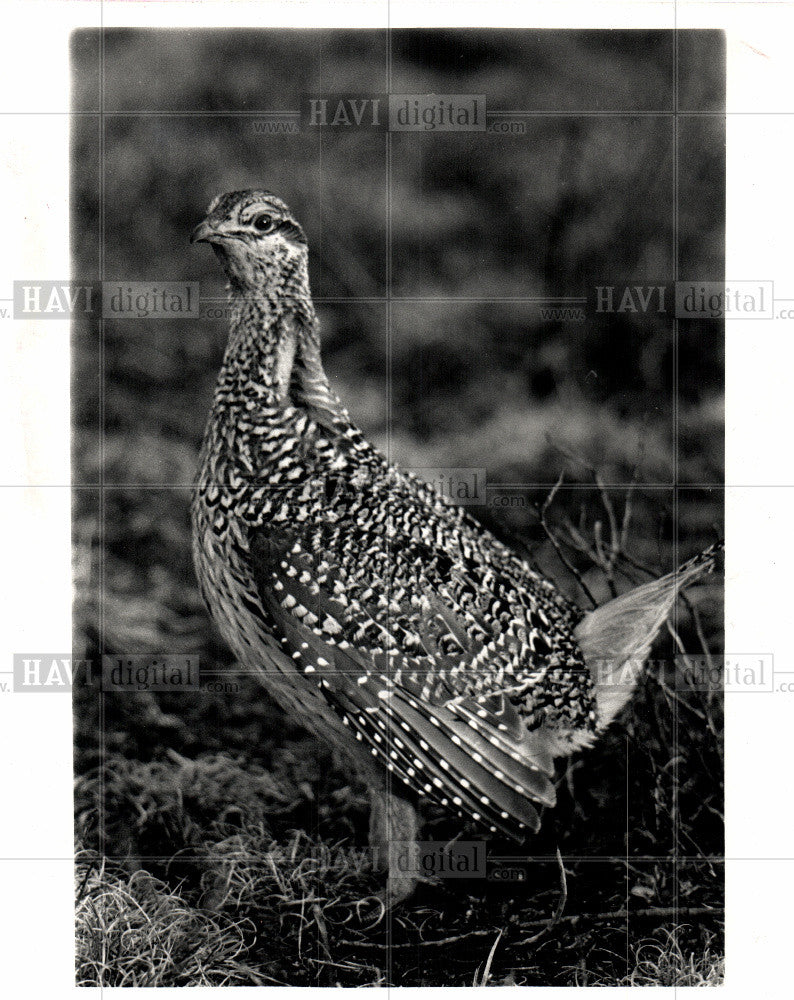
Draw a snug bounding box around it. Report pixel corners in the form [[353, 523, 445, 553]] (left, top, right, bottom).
[[247, 523, 557, 837]]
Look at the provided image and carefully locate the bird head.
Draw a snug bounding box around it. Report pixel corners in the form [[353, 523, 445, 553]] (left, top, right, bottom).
[[191, 190, 308, 292]]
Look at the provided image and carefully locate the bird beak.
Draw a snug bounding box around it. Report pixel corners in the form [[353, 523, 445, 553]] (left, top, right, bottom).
[[190, 220, 218, 245]]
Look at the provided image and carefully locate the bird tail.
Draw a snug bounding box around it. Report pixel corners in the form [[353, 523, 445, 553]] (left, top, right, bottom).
[[574, 541, 723, 729]]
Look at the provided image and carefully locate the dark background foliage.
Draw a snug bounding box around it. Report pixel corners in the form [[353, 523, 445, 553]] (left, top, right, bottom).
[[73, 29, 724, 987]]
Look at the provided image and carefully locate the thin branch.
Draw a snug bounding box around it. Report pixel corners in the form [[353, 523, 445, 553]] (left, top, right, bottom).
[[342, 906, 723, 951], [679, 591, 716, 671], [616, 548, 658, 579], [653, 671, 707, 722], [666, 619, 689, 659], [343, 925, 497, 949], [518, 847, 568, 946], [667, 621, 722, 746], [537, 472, 598, 609], [509, 906, 722, 947], [593, 471, 619, 597], [619, 420, 647, 555]]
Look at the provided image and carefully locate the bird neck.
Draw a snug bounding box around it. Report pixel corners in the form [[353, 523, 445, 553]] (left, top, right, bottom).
[[219, 274, 334, 413]]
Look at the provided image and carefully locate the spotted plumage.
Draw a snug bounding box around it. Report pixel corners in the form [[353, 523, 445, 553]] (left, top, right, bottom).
[[191, 190, 721, 894]]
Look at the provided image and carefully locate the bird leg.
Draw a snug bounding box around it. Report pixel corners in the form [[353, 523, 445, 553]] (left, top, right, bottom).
[[368, 788, 420, 905]]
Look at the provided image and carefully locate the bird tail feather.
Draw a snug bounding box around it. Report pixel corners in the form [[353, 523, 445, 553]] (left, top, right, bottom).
[[574, 541, 723, 729]]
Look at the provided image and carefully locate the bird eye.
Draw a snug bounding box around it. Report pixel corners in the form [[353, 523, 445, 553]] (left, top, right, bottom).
[[251, 213, 276, 233]]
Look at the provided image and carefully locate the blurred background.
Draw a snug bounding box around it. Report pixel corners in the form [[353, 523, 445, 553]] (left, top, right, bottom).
[[72, 30, 724, 987]]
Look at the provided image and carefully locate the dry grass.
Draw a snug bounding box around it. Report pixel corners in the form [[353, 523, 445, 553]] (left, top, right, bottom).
[[621, 930, 724, 987], [76, 863, 263, 987]]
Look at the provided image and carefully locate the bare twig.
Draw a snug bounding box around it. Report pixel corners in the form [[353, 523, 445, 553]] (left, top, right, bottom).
[[517, 847, 568, 946], [654, 672, 707, 723], [666, 623, 722, 746], [619, 419, 647, 555], [342, 907, 723, 951], [537, 472, 598, 609], [593, 471, 620, 597], [616, 548, 658, 579], [510, 907, 722, 946], [679, 591, 716, 672], [344, 925, 497, 949]]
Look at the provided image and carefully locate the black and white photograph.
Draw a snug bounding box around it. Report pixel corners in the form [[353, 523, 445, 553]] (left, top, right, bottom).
[[68, 24, 725, 987], [2, 1, 793, 995]]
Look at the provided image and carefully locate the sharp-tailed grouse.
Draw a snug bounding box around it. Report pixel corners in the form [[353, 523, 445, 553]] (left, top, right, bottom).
[[190, 190, 721, 902]]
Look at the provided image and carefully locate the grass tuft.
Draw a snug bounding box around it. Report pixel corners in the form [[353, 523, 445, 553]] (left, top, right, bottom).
[[75, 862, 267, 986]]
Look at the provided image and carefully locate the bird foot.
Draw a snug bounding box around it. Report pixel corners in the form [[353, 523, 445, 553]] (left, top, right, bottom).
[[368, 788, 421, 906]]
